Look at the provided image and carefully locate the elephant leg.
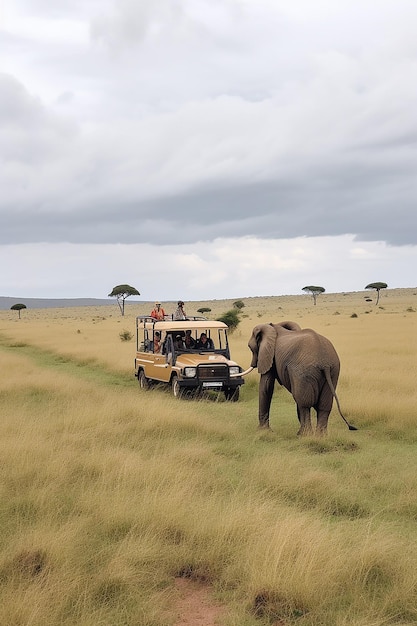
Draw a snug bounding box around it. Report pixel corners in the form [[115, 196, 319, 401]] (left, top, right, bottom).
[[316, 410, 330, 435], [297, 406, 313, 436], [315, 387, 334, 435], [258, 369, 276, 428]]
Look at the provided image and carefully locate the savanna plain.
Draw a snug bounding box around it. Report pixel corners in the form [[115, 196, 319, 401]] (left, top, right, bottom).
[[0, 289, 416, 626]]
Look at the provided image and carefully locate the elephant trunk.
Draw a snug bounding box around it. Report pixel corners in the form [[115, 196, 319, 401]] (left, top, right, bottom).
[[248, 339, 258, 369]]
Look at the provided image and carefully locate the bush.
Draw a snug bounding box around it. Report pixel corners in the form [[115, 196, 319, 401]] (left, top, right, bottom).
[[119, 329, 133, 342], [233, 300, 245, 310], [217, 309, 241, 332]]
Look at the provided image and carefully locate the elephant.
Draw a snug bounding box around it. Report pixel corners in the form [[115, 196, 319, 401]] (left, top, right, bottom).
[[241, 321, 356, 435]]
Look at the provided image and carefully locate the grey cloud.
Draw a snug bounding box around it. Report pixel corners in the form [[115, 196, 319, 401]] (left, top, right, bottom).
[[55, 91, 75, 105], [2, 2, 416, 253], [90, 0, 186, 48], [0, 73, 77, 145], [0, 74, 45, 128], [1, 162, 415, 247]]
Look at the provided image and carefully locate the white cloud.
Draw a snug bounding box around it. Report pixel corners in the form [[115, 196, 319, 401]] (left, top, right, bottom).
[[1, 236, 416, 301]]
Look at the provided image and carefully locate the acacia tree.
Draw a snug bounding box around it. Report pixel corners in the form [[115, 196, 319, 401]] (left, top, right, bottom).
[[365, 282, 388, 305], [11, 303, 27, 319], [302, 285, 325, 305], [108, 284, 140, 316]]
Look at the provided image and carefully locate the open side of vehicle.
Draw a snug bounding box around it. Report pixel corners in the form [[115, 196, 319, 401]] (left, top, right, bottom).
[[134, 316, 244, 401]]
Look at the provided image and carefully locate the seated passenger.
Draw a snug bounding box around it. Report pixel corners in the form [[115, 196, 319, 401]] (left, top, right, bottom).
[[150, 302, 165, 320], [174, 334, 185, 350], [153, 331, 162, 353], [184, 329, 195, 349], [196, 333, 214, 350], [161, 337, 169, 355]]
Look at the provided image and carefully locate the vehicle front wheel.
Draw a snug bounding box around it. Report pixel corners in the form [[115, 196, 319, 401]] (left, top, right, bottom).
[[224, 387, 240, 402], [171, 376, 182, 398], [138, 370, 150, 390]]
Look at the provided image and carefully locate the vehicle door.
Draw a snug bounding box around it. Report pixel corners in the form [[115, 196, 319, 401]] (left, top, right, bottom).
[[146, 333, 172, 382]]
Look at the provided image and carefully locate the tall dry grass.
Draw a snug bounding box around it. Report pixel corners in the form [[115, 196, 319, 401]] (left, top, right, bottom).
[[1, 289, 417, 625]]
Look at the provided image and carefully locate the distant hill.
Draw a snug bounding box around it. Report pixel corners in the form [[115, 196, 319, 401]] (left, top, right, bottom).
[[0, 296, 142, 310]]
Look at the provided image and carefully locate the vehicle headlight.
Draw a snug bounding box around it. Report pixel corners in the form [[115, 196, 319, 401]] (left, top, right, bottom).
[[229, 366, 240, 376], [184, 367, 197, 378]]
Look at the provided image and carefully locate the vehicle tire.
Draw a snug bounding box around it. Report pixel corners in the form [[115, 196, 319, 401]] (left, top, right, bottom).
[[193, 387, 203, 400], [171, 376, 182, 398], [138, 370, 150, 390], [224, 387, 240, 402]]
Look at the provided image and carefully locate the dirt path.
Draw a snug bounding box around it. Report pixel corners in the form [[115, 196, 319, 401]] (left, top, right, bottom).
[[172, 578, 227, 626]]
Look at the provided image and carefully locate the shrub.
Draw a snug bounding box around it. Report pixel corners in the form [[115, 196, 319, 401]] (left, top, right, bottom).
[[119, 329, 133, 342], [217, 309, 241, 332]]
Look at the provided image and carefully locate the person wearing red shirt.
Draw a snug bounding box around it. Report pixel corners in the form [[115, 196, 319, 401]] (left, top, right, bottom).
[[150, 302, 165, 320]]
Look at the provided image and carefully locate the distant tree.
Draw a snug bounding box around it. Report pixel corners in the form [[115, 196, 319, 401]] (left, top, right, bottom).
[[108, 284, 140, 316], [365, 282, 388, 306], [197, 307, 211, 315], [217, 309, 241, 332], [10, 303, 27, 319], [233, 300, 245, 310], [302, 285, 325, 305]]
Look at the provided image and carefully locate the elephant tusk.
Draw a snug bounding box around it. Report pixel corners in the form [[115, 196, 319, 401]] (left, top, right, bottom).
[[230, 366, 254, 378]]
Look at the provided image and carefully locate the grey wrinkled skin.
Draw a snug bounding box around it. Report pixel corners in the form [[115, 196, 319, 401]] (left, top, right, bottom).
[[248, 321, 355, 435]]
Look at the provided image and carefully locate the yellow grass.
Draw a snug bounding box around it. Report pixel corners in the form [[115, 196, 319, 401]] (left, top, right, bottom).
[[0, 288, 417, 625]]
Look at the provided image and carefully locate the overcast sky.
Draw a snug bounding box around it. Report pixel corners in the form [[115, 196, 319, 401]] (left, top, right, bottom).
[[1, 0, 416, 302]]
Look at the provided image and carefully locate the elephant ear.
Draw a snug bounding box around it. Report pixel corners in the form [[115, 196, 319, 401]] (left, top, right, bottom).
[[256, 324, 277, 374]]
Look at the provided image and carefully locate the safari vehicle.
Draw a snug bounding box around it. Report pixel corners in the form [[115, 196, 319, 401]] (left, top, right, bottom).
[[134, 316, 245, 400]]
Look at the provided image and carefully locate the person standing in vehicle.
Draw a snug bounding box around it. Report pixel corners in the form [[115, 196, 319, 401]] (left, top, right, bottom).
[[150, 302, 165, 320], [173, 301, 187, 320]]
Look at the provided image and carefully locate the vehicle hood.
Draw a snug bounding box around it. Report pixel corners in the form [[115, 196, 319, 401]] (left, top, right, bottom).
[[176, 353, 238, 367]]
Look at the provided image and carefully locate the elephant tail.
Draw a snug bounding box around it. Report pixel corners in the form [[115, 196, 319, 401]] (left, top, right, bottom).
[[324, 368, 358, 431]]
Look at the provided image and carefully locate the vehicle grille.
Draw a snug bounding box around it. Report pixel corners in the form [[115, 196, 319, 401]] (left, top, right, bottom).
[[197, 364, 229, 381]]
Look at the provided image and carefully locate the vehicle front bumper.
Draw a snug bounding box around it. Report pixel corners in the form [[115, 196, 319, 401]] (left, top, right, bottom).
[[178, 377, 244, 390]]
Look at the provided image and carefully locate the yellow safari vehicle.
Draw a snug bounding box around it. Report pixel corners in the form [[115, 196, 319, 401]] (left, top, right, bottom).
[[134, 316, 245, 400]]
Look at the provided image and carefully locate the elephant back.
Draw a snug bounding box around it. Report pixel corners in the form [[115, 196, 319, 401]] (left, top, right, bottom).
[[298, 329, 340, 369], [276, 321, 302, 332]]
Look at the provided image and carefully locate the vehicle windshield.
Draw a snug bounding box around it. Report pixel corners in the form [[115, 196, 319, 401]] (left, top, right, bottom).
[[163, 328, 228, 352]]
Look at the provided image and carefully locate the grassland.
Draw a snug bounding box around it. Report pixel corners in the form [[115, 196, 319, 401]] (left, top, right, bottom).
[[0, 288, 416, 625]]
